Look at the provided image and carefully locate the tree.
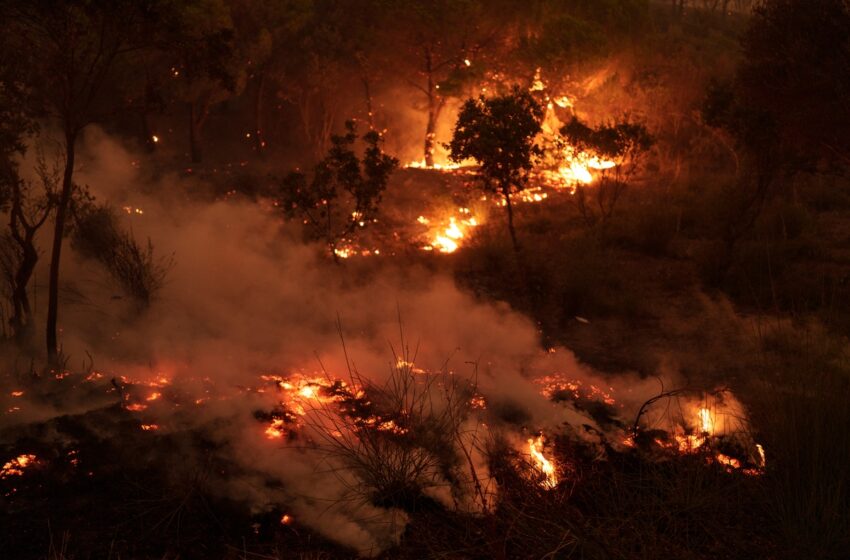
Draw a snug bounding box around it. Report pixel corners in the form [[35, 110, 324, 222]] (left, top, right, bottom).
[[0, 156, 58, 342], [698, 0, 850, 280], [737, 0, 850, 166], [388, 0, 496, 167], [227, 0, 312, 156], [278, 121, 398, 260], [159, 0, 243, 163], [560, 117, 653, 224], [2, 0, 155, 366], [447, 87, 544, 253]]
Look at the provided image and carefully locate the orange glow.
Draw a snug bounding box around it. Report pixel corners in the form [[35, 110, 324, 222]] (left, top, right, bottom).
[[420, 209, 481, 253], [1, 454, 36, 478], [698, 407, 714, 434], [528, 435, 558, 489], [265, 419, 286, 439]]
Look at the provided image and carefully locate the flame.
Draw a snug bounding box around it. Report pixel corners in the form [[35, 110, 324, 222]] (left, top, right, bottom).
[[405, 159, 466, 171], [280, 514, 293, 525], [715, 453, 741, 469], [528, 435, 557, 489], [421, 210, 481, 253], [1, 454, 36, 478], [698, 407, 714, 434], [755, 443, 766, 468], [265, 418, 286, 439]]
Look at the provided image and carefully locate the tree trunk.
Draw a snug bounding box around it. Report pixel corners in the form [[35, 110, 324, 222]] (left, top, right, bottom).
[[253, 71, 266, 155], [140, 110, 155, 153], [46, 130, 77, 366], [422, 48, 444, 168], [502, 187, 519, 254], [424, 104, 437, 167], [11, 243, 37, 342], [362, 72, 374, 130]]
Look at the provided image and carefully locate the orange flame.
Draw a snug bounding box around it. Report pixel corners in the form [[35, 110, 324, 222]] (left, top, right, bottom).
[[528, 435, 558, 489]]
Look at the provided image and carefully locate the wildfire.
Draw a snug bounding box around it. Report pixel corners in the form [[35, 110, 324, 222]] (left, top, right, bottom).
[[265, 418, 286, 439], [698, 407, 714, 434], [420, 208, 481, 253], [533, 70, 617, 192], [405, 159, 467, 171], [528, 435, 558, 489], [260, 373, 356, 439], [1, 454, 37, 479]]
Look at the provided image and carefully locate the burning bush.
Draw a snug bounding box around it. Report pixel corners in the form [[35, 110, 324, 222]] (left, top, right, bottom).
[[277, 121, 398, 260]]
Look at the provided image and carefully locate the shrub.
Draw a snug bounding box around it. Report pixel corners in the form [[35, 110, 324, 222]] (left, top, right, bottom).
[[72, 205, 172, 309]]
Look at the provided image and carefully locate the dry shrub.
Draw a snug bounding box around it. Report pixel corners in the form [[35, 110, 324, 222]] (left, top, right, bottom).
[[72, 205, 172, 309], [302, 343, 493, 515]]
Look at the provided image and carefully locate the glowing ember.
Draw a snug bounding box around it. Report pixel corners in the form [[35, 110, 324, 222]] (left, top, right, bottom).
[[10, 391, 23, 397], [265, 418, 286, 439], [405, 159, 466, 171], [528, 435, 557, 489], [140, 424, 159, 431], [280, 514, 293, 525], [715, 453, 741, 469], [1, 454, 36, 479], [469, 395, 486, 409]]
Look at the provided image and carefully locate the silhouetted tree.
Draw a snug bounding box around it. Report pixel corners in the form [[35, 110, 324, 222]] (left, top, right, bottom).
[[447, 87, 544, 253], [738, 0, 850, 166], [3, 0, 156, 365], [278, 121, 398, 260]]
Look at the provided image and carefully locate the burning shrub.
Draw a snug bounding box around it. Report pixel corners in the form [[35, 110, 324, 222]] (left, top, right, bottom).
[[71, 204, 172, 309], [559, 116, 654, 225], [277, 121, 398, 261], [300, 356, 492, 514]]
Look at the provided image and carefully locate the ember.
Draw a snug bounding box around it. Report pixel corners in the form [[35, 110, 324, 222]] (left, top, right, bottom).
[[1, 454, 37, 479]]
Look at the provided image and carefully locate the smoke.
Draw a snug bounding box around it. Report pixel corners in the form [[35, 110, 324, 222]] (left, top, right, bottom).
[[0, 128, 672, 554]]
